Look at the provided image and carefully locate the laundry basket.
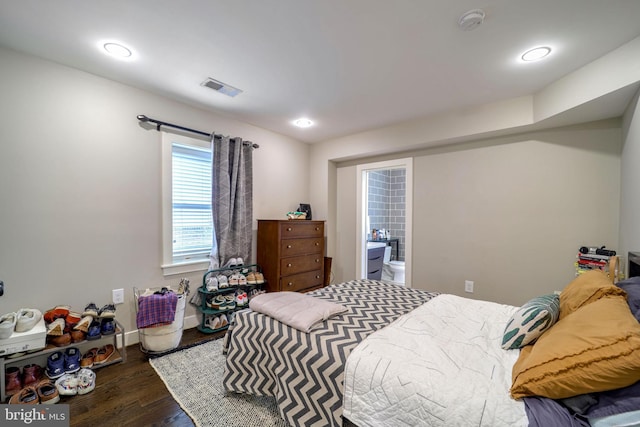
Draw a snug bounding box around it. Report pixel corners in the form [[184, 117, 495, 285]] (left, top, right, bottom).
[[134, 279, 189, 355]]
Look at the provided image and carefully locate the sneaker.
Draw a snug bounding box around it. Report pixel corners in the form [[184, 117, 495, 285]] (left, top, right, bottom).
[[15, 308, 42, 333], [235, 257, 244, 266], [228, 273, 240, 286], [37, 379, 60, 404], [76, 368, 96, 395], [217, 275, 229, 289], [207, 315, 221, 330], [101, 318, 115, 335], [55, 373, 78, 396], [208, 295, 226, 310], [64, 312, 82, 332], [237, 273, 247, 286], [98, 304, 116, 319], [43, 306, 70, 324], [0, 312, 17, 339], [74, 315, 93, 333], [255, 272, 265, 284], [46, 318, 65, 336], [222, 258, 238, 268], [224, 295, 236, 310], [8, 386, 39, 404], [94, 344, 115, 365], [82, 303, 99, 317], [80, 348, 98, 369], [64, 347, 81, 373], [219, 314, 229, 328], [46, 352, 65, 379], [246, 272, 257, 284], [205, 276, 218, 291], [87, 320, 102, 340]]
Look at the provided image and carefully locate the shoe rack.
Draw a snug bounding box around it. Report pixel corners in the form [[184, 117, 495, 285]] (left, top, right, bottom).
[[0, 320, 126, 402], [197, 264, 265, 334]]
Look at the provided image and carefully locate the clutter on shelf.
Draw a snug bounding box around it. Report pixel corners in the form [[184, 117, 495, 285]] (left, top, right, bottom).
[[575, 245, 624, 283]]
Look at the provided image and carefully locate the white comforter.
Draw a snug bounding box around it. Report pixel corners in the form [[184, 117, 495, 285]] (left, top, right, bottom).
[[342, 294, 528, 426]]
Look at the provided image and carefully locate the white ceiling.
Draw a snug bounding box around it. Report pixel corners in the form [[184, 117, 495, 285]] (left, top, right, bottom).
[[1, 0, 639, 143]]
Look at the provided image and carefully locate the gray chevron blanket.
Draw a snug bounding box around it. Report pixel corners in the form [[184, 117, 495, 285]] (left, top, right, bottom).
[[222, 280, 438, 427]]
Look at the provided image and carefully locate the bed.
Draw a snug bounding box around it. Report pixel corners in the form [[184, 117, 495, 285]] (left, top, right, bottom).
[[222, 273, 640, 427]]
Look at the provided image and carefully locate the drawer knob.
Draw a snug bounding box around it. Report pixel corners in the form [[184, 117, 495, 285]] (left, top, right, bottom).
[[315, 227, 320, 231], [287, 227, 292, 231], [287, 245, 292, 249], [315, 242, 319, 246], [315, 259, 320, 263], [287, 282, 294, 287], [287, 263, 292, 267], [316, 275, 320, 279]]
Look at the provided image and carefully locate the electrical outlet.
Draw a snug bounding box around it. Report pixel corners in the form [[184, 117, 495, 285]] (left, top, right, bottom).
[[112, 288, 125, 305], [464, 280, 474, 293]]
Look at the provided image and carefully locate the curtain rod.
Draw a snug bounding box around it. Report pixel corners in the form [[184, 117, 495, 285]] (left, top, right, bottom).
[[136, 115, 259, 149]]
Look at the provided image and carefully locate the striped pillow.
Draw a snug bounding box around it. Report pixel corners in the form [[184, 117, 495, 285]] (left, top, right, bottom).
[[502, 294, 560, 350]]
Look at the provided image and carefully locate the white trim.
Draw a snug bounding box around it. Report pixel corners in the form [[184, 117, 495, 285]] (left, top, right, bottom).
[[356, 158, 413, 288], [161, 259, 209, 277], [123, 314, 200, 347]]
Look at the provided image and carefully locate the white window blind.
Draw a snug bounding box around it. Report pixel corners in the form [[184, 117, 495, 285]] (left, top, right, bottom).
[[171, 142, 212, 262]]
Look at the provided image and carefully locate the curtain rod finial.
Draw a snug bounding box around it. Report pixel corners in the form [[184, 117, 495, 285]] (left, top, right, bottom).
[[137, 115, 149, 122]]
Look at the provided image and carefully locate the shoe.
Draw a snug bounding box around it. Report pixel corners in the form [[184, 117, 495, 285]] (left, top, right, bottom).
[[46, 352, 65, 379], [101, 318, 115, 335], [43, 306, 70, 324], [208, 316, 221, 330], [98, 304, 116, 319], [64, 312, 82, 333], [70, 329, 86, 343], [205, 276, 218, 291], [217, 275, 229, 289], [237, 273, 247, 286], [219, 314, 229, 328], [228, 273, 240, 286], [64, 347, 81, 374], [80, 348, 98, 368], [222, 258, 238, 268], [15, 308, 42, 333], [73, 315, 92, 333], [87, 320, 102, 340], [82, 303, 99, 317], [76, 368, 96, 395], [8, 385, 39, 404], [5, 366, 22, 397], [37, 379, 60, 404], [94, 344, 115, 365], [22, 363, 42, 387], [235, 257, 244, 266], [236, 291, 248, 306], [48, 332, 71, 347], [255, 272, 265, 284], [208, 295, 225, 310], [0, 312, 17, 339], [246, 272, 257, 284], [224, 295, 236, 310], [55, 373, 78, 396], [46, 318, 65, 336]]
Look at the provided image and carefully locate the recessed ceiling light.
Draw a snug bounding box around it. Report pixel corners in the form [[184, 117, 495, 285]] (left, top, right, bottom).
[[99, 40, 136, 61], [293, 118, 314, 128], [521, 46, 552, 62]]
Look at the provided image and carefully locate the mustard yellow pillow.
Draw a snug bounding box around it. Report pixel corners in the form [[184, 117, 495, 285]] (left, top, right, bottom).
[[511, 295, 640, 399], [559, 270, 625, 319]]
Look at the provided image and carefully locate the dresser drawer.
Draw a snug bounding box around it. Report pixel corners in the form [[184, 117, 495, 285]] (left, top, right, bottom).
[[280, 254, 324, 276], [281, 237, 323, 256], [280, 269, 324, 292], [280, 222, 323, 238]]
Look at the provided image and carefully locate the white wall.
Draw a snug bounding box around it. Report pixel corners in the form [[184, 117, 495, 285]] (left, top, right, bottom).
[[620, 89, 640, 259], [334, 123, 621, 305], [0, 46, 310, 340]]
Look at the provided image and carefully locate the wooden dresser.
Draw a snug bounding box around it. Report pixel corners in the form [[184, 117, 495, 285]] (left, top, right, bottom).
[[257, 219, 325, 293]]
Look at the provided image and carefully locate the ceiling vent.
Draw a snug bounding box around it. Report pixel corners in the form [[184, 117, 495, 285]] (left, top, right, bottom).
[[201, 77, 243, 97], [458, 9, 485, 31]]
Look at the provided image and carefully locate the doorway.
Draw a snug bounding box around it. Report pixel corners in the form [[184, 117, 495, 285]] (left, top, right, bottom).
[[356, 158, 413, 287]]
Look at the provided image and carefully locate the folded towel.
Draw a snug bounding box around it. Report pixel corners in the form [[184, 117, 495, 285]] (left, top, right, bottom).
[[249, 291, 348, 333]]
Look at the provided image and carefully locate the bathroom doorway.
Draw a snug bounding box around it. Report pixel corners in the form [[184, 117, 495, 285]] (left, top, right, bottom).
[[356, 158, 413, 287]]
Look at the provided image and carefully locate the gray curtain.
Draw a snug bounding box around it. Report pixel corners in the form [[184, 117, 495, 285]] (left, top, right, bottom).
[[209, 135, 253, 270]]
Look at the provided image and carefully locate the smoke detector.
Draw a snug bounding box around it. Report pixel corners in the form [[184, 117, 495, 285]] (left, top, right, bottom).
[[201, 77, 243, 97], [458, 9, 485, 31]]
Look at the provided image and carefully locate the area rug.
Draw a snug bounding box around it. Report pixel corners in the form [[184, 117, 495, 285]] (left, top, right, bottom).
[[149, 338, 288, 427]]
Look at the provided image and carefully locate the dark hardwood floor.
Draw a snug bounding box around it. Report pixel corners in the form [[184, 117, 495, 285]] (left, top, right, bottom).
[[67, 327, 224, 427]]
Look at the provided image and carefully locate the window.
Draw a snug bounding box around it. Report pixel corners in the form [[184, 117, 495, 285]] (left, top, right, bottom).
[[161, 133, 213, 275]]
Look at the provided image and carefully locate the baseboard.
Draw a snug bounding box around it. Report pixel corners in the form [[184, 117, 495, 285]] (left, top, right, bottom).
[[122, 314, 199, 347]]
